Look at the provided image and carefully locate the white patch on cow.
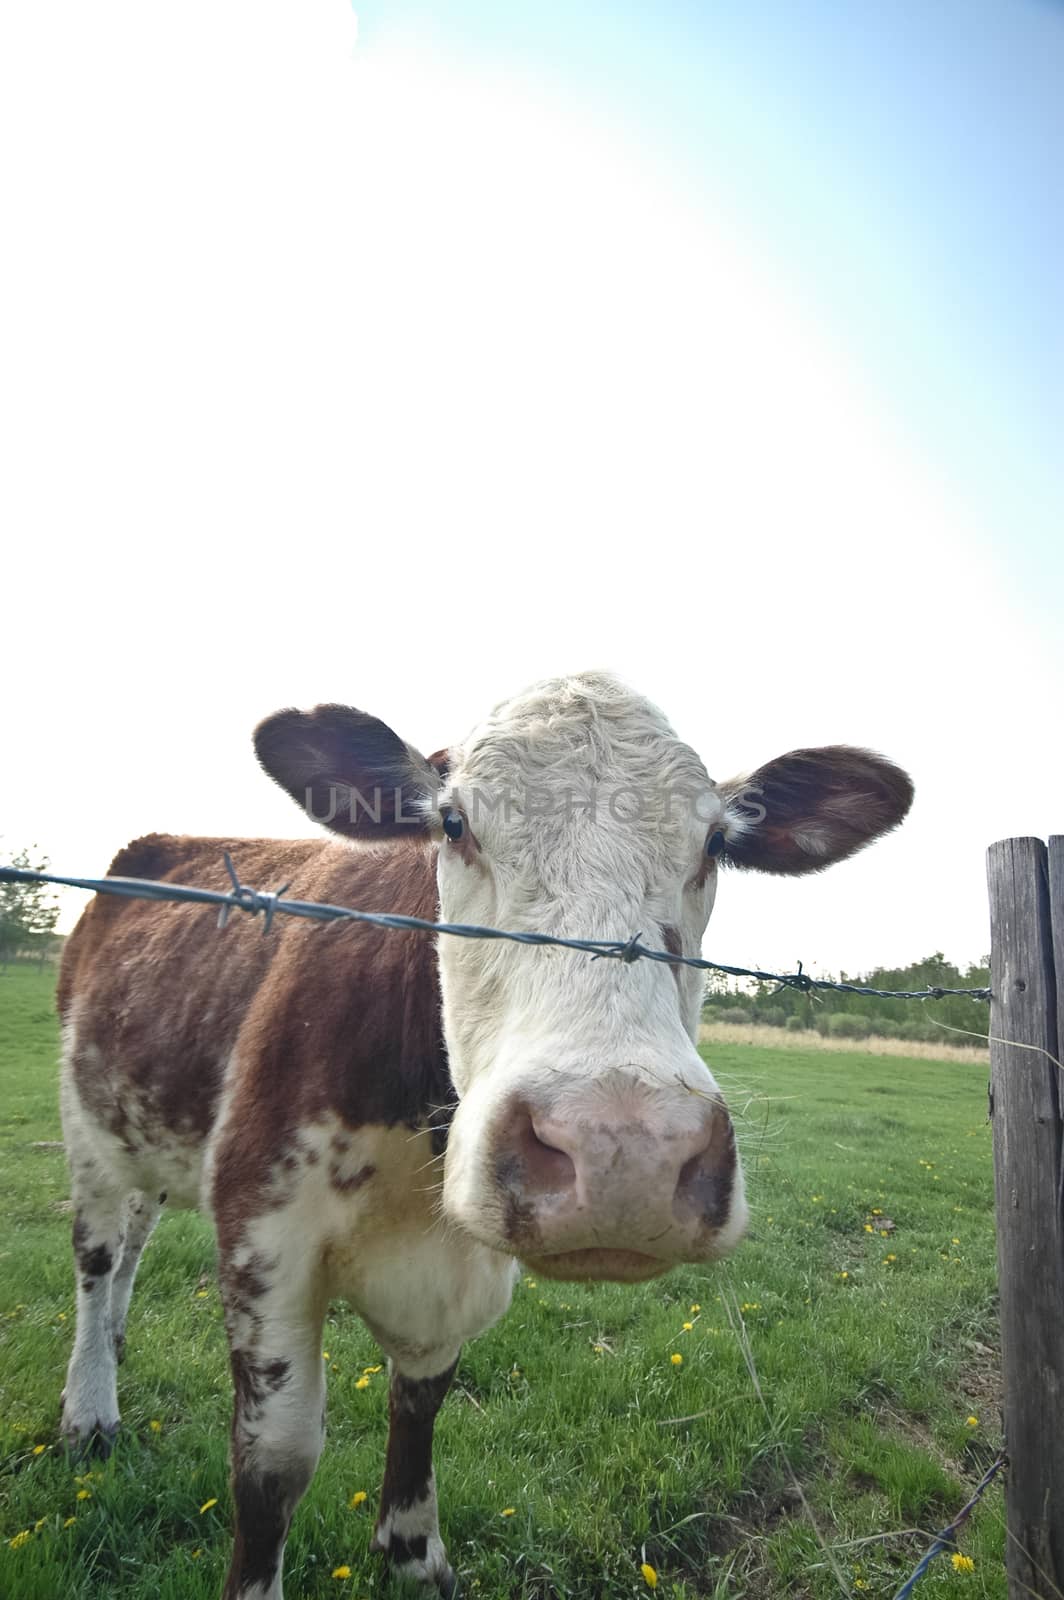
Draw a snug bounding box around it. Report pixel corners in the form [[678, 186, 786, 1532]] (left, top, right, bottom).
[[216, 1118, 517, 1380], [60, 1013, 205, 1212], [432, 673, 746, 1262], [373, 1476, 450, 1586], [234, 1576, 283, 1600]]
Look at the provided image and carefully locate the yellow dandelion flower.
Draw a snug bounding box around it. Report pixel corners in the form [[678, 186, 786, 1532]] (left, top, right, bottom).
[[349, 1491, 368, 1508], [966, 1415, 979, 1427], [864, 1224, 874, 1233], [689, 1303, 701, 1313], [34, 1519, 46, 1531], [951, 1553, 974, 1573], [682, 1321, 693, 1332], [855, 1580, 868, 1590], [191, 1548, 202, 1559], [363, 1365, 382, 1374], [149, 1419, 162, 1433], [592, 1344, 604, 1354], [355, 1376, 370, 1390], [76, 1489, 92, 1501], [323, 1351, 331, 1361], [883, 1254, 897, 1263], [871, 1208, 882, 1216], [64, 1516, 76, 1528], [670, 1352, 683, 1366], [331, 1564, 352, 1579], [837, 1271, 849, 1280], [8, 1530, 32, 1550], [33, 1443, 46, 1455], [196, 1290, 209, 1299], [199, 1498, 218, 1514], [525, 1280, 537, 1289], [641, 1561, 659, 1588], [501, 1507, 515, 1516]]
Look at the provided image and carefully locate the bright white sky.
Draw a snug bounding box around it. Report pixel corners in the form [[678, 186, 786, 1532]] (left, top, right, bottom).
[[2, 2, 1061, 974]]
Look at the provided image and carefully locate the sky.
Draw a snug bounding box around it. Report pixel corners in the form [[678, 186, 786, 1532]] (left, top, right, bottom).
[[1, 0, 1061, 975]]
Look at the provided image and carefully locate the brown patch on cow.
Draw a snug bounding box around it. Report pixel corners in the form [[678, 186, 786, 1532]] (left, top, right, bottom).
[[374, 1361, 457, 1565], [72, 1216, 113, 1283], [59, 833, 455, 1252], [328, 1160, 376, 1195], [224, 1465, 301, 1600], [660, 923, 684, 989], [209, 839, 451, 1242], [220, 1252, 277, 1342], [230, 1350, 291, 1417]]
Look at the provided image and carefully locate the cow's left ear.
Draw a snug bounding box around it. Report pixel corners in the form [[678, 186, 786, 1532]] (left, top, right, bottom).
[[716, 746, 913, 876], [254, 704, 442, 839]]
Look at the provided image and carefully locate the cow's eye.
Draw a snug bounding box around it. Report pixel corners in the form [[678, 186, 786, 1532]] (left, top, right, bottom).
[[706, 830, 725, 858], [442, 811, 465, 842]]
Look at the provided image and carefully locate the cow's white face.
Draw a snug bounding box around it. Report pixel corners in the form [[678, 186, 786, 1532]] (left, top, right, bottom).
[[255, 671, 913, 1284]]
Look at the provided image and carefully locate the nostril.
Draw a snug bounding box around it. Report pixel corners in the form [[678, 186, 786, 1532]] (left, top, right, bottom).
[[498, 1112, 576, 1195], [674, 1113, 737, 1230], [523, 1121, 577, 1191]]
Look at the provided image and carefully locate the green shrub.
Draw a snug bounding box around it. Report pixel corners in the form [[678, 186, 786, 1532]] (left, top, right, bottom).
[[759, 1005, 787, 1028], [826, 1012, 872, 1039], [725, 1007, 751, 1026], [784, 1014, 810, 1032]]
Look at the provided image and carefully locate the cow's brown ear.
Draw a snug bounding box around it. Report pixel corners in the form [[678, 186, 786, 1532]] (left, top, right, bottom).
[[254, 705, 441, 839], [716, 746, 913, 876]]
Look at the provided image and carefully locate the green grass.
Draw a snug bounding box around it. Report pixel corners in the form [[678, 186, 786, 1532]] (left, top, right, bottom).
[[1, 964, 1004, 1597]]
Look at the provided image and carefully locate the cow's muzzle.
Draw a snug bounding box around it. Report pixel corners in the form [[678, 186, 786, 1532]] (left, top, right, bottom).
[[485, 1075, 747, 1282]]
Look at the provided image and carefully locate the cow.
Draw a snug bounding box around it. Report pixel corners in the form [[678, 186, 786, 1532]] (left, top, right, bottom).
[[55, 671, 912, 1599]]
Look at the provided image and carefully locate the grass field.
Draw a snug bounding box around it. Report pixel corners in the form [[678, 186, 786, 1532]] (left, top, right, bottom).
[[1, 964, 1004, 1599]]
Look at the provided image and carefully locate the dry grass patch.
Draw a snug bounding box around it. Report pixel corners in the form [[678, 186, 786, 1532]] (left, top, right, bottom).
[[700, 1021, 987, 1063]]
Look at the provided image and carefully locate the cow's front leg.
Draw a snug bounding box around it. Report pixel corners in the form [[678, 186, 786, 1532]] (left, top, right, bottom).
[[220, 1255, 327, 1600], [372, 1355, 460, 1597]]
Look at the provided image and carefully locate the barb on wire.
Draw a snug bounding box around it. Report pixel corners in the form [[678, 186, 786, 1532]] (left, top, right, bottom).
[[890, 1454, 1006, 1600], [0, 864, 993, 1001]]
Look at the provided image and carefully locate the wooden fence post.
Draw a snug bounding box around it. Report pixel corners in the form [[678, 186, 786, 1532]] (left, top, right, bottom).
[[986, 836, 1064, 1599]]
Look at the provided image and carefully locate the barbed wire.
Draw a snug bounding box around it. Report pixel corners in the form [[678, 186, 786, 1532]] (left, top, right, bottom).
[[890, 1453, 1006, 1600], [0, 862, 992, 1001]]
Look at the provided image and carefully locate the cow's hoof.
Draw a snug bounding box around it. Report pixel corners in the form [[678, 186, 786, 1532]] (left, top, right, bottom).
[[60, 1420, 120, 1459]]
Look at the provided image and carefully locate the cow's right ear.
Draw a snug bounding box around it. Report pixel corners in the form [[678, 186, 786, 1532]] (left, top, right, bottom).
[[254, 705, 441, 839]]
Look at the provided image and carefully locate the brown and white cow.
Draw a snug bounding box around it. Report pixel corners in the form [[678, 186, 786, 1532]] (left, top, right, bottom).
[[55, 672, 912, 1598]]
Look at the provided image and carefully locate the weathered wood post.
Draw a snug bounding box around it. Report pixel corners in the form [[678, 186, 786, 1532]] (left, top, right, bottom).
[[987, 836, 1064, 1599]]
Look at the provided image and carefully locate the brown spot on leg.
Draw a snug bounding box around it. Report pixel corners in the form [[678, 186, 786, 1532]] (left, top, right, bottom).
[[373, 1359, 458, 1591], [223, 1466, 300, 1600]]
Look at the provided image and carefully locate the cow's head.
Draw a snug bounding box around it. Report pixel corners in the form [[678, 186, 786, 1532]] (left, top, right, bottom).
[[255, 673, 912, 1283]]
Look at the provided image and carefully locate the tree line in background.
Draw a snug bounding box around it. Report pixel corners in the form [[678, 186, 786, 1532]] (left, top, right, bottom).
[[701, 953, 990, 1045], [0, 847, 62, 968]]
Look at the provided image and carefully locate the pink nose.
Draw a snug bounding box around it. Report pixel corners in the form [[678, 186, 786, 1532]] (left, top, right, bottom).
[[491, 1083, 739, 1269]]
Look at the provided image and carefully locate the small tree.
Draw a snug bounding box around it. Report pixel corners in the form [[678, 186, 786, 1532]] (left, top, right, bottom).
[[0, 846, 61, 968]]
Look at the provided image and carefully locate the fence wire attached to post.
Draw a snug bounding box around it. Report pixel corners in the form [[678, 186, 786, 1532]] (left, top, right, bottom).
[[0, 863, 992, 1001]]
